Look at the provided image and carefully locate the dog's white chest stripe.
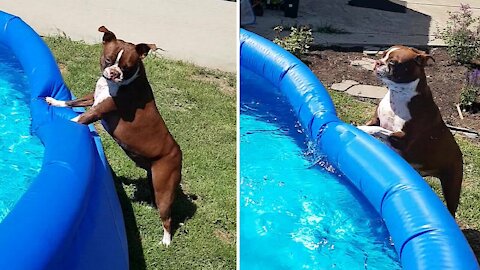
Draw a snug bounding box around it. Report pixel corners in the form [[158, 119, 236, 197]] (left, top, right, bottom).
[[93, 76, 119, 107], [378, 79, 419, 132]]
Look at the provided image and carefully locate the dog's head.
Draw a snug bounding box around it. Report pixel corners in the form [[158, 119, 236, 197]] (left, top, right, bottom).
[[374, 45, 434, 84], [98, 26, 157, 85]]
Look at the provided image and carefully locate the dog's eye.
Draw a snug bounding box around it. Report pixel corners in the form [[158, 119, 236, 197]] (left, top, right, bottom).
[[105, 58, 112, 65], [388, 61, 397, 66]]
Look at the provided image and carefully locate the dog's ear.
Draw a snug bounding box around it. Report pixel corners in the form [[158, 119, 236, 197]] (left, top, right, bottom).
[[98, 26, 116, 43], [414, 53, 435, 67], [135, 43, 157, 59]]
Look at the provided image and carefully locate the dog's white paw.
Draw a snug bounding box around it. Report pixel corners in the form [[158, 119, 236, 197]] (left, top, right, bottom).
[[70, 115, 80, 122], [357, 125, 398, 151], [357, 125, 393, 139], [45, 97, 67, 107], [161, 229, 171, 247]]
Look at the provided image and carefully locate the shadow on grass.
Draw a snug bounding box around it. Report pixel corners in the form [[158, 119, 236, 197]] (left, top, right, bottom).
[[463, 228, 480, 261], [112, 171, 148, 270], [117, 174, 198, 240]]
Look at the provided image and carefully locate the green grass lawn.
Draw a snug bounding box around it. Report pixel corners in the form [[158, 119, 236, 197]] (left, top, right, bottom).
[[43, 34, 480, 266], [44, 37, 236, 269], [329, 89, 480, 261]]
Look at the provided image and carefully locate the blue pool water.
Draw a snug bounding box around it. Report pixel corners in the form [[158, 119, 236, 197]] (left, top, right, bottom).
[[240, 67, 402, 270], [0, 45, 44, 222]]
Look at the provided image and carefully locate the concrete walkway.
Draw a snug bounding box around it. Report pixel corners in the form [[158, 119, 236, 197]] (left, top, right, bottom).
[[244, 0, 480, 46], [1, 0, 236, 72]]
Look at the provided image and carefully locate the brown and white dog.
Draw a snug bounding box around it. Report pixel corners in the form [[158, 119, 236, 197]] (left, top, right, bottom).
[[357, 45, 463, 216], [45, 26, 182, 246]]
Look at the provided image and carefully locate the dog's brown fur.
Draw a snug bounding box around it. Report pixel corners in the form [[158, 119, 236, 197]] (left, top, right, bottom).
[[365, 46, 463, 216], [48, 26, 181, 244]]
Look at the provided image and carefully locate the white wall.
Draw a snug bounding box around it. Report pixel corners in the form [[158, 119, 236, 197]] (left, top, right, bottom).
[[0, 0, 237, 72]]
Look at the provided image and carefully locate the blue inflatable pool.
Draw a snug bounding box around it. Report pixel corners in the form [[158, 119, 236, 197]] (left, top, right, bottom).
[[0, 11, 128, 269], [240, 29, 479, 269]]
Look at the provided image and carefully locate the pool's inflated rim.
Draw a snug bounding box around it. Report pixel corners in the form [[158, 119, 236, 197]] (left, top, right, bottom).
[[0, 11, 128, 269], [240, 29, 479, 270]]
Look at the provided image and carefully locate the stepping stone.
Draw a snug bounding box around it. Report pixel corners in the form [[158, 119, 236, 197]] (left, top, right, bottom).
[[363, 47, 384, 56], [463, 132, 479, 139], [346, 84, 388, 99], [350, 58, 376, 71], [330, 80, 359, 91]]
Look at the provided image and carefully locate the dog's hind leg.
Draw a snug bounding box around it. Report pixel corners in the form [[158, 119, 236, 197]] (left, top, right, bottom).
[[146, 169, 156, 208], [151, 145, 182, 246], [439, 160, 463, 217]]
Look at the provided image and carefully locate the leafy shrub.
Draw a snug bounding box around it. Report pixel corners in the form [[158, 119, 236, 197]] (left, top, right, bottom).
[[460, 69, 480, 109], [436, 4, 480, 64], [273, 25, 314, 58]]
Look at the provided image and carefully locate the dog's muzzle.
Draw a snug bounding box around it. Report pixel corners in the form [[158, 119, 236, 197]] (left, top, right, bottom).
[[374, 63, 390, 78], [103, 49, 125, 83], [101, 49, 140, 85]]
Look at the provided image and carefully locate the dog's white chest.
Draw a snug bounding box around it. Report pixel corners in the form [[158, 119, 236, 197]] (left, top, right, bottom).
[[93, 76, 119, 107], [377, 79, 419, 132]]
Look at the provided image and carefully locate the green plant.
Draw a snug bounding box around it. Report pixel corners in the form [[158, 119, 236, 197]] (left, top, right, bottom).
[[273, 25, 314, 58], [460, 68, 480, 109], [436, 4, 480, 64], [461, 84, 478, 108]]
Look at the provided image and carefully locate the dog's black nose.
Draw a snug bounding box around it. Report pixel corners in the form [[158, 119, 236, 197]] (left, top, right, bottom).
[[109, 69, 120, 79]]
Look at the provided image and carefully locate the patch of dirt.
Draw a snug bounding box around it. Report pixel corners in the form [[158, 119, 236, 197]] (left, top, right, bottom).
[[172, 100, 197, 112], [306, 47, 480, 132], [214, 229, 235, 245], [193, 74, 236, 95], [58, 63, 68, 76]]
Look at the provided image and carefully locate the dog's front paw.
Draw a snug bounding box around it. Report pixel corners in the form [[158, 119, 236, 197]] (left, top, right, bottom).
[[45, 97, 67, 107], [357, 125, 393, 139], [70, 115, 80, 122], [357, 125, 373, 133], [388, 132, 407, 150]]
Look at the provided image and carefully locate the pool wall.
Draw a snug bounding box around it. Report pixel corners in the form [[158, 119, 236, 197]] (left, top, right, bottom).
[[0, 11, 128, 269], [240, 29, 479, 269]]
